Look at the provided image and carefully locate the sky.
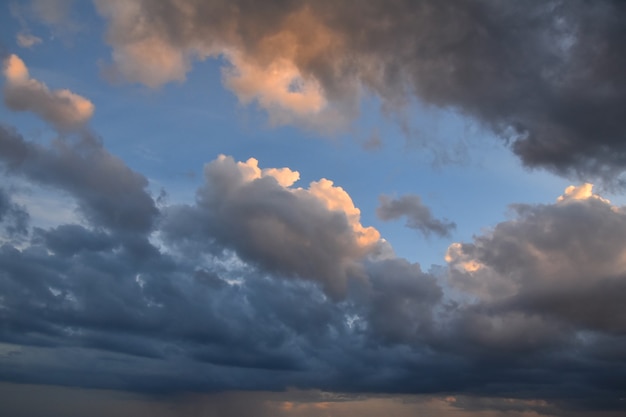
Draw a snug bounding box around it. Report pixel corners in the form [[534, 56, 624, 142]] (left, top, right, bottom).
[[0, 1, 626, 416]]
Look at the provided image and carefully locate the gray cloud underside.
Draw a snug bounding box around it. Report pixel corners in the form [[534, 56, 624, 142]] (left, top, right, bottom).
[[1, 126, 626, 414], [95, 0, 626, 183], [0, 125, 157, 232]]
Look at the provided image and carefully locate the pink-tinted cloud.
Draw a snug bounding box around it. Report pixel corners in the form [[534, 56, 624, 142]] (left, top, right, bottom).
[[2, 54, 94, 130]]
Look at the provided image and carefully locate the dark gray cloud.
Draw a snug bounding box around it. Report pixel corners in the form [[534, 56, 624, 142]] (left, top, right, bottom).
[[92, 0, 626, 183], [377, 194, 455, 238], [446, 188, 626, 335], [160, 155, 383, 299], [0, 126, 625, 414], [0, 126, 158, 233], [0, 187, 29, 237]]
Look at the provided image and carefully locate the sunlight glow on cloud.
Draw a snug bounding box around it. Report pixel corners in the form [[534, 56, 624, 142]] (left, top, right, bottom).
[[89, 0, 626, 184], [557, 183, 611, 204], [308, 178, 380, 248], [3, 2, 626, 415], [224, 52, 327, 118], [445, 242, 484, 273], [212, 155, 380, 251], [2, 54, 94, 130], [229, 156, 301, 187], [94, 0, 209, 87]]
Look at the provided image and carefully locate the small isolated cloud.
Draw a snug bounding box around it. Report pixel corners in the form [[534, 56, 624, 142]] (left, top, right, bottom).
[[16, 31, 42, 48], [377, 194, 455, 238], [2, 54, 94, 131]]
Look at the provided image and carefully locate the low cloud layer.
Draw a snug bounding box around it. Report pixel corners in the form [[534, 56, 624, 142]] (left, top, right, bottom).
[[0, 125, 625, 413], [88, 0, 626, 182], [2, 54, 94, 130]]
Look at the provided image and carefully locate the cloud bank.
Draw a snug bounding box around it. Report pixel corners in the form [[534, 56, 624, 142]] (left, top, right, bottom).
[[2, 2, 626, 416], [0, 125, 625, 413]]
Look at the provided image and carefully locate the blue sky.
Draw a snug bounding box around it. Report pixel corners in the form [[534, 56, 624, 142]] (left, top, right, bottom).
[[1, 2, 626, 417]]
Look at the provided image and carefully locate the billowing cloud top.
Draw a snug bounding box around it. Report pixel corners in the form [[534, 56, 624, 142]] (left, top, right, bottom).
[[162, 154, 382, 298], [3, 54, 94, 131]]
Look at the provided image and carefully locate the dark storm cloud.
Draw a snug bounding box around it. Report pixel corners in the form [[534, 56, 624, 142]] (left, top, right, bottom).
[[94, 0, 626, 182], [0, 126, 158, 232], [377, 194, 455, 238]]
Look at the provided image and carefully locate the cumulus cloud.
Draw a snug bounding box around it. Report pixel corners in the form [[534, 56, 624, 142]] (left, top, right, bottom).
[[0, 126, 157, 232], [86, 0, 626, 182], [2, 54, 94, 131], [377, 194, 456, 238], [0, 123, 626, 413], [161, 155, 383, 298], [445, 183, 626, 343]]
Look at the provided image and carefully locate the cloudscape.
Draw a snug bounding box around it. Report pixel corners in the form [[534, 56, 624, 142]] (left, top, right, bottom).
[[1, 1, 626, 416]]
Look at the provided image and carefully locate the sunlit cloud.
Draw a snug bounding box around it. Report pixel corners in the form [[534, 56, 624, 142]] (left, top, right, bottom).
[[2, 54, 94, 130]]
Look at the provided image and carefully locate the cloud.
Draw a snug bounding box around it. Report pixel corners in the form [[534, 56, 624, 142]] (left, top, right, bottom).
[[445, 183, 626, 339], [88, 0, 626, 182], [377, 194, 456, 237], [556, 182, 611, 204], [0, 383, 584, 417], [16, 31, 42, 48], [0, 187, 29, 238], [0, 126, 157, 232], [161, 155, 383, 298], [30, 0, 78, 31], [2, 54, 94, 131], [0, 129, 625, 413]]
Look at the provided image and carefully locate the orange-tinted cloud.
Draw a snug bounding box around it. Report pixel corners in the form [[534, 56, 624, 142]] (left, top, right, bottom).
[[2, 54, 94, 130]]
